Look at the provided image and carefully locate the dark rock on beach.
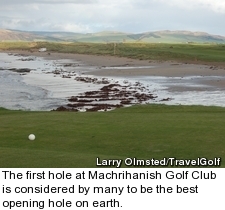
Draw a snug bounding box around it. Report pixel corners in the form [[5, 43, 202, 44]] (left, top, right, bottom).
[[53, 74, 158, 112], [8, 68, 32, 73]]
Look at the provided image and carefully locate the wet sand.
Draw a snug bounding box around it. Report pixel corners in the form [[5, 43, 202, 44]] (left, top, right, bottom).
[[5, 49, 225, 78]]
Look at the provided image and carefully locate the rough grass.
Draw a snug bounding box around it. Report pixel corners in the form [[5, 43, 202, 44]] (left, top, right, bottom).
[[0, 105, 224, 168], [0, 41, 35, 50], [36, 42, 225, 63], [1, 42, 225, 63]]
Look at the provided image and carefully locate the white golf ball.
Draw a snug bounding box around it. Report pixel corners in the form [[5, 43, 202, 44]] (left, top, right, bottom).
[[28, 134, 35, 140]]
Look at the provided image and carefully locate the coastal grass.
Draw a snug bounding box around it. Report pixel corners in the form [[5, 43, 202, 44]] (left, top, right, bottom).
[[35, 42, 225, 63], [1, 42, 225, 64], [0, 105, 224, 168], [0, 41, 35, 50]]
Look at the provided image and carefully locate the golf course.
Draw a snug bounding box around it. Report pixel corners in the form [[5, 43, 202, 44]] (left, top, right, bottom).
[[0, 42, 225, 168]]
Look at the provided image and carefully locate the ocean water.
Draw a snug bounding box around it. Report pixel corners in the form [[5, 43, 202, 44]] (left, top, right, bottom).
[[136, 76, 225, 107], [0, 52, 225, 111]]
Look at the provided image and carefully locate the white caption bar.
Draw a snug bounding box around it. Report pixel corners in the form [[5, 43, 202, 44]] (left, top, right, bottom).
[[0, 168, 224, 210]]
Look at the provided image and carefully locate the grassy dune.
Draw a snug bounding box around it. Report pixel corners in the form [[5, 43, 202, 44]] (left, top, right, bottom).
[[1, 42, 225, 64], [36, 42, 225, 63], [0, 41, 35, 50], [0, 105, 224, 168]]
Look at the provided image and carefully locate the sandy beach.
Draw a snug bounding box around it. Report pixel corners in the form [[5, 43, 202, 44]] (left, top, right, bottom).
[[6, 49, 225, 77], [1, 50, 225, 111]]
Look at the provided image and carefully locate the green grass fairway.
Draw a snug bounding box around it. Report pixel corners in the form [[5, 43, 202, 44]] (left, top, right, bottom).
[[0, 105, 224, 168]]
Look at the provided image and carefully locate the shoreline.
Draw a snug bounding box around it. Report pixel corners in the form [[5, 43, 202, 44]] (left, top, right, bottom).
[[1, 50, 225, 111], [0, 51, 162, 111], [3, 49, 225, 77]]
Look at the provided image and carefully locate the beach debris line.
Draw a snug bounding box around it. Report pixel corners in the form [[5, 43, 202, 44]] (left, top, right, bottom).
[[8, 68, 32, 73], [17, 57, 35, 61]]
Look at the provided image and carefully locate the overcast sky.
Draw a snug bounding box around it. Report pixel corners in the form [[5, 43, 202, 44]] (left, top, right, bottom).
[[0, 0, 225, 35]]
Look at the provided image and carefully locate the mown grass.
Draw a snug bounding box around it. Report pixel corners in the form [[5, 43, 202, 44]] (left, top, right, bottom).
[[0, 42, 225, 168], [1, 42, 225, 63], [0, 105, 224, 168]]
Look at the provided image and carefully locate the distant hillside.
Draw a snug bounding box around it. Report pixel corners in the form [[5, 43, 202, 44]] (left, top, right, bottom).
[[0, 29, 62, 41], [1, 29, 225, 43], [132, 30, 225, 43]]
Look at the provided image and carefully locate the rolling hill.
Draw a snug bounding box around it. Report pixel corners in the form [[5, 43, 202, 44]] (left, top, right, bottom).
[[0, 29, 225, 43]]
